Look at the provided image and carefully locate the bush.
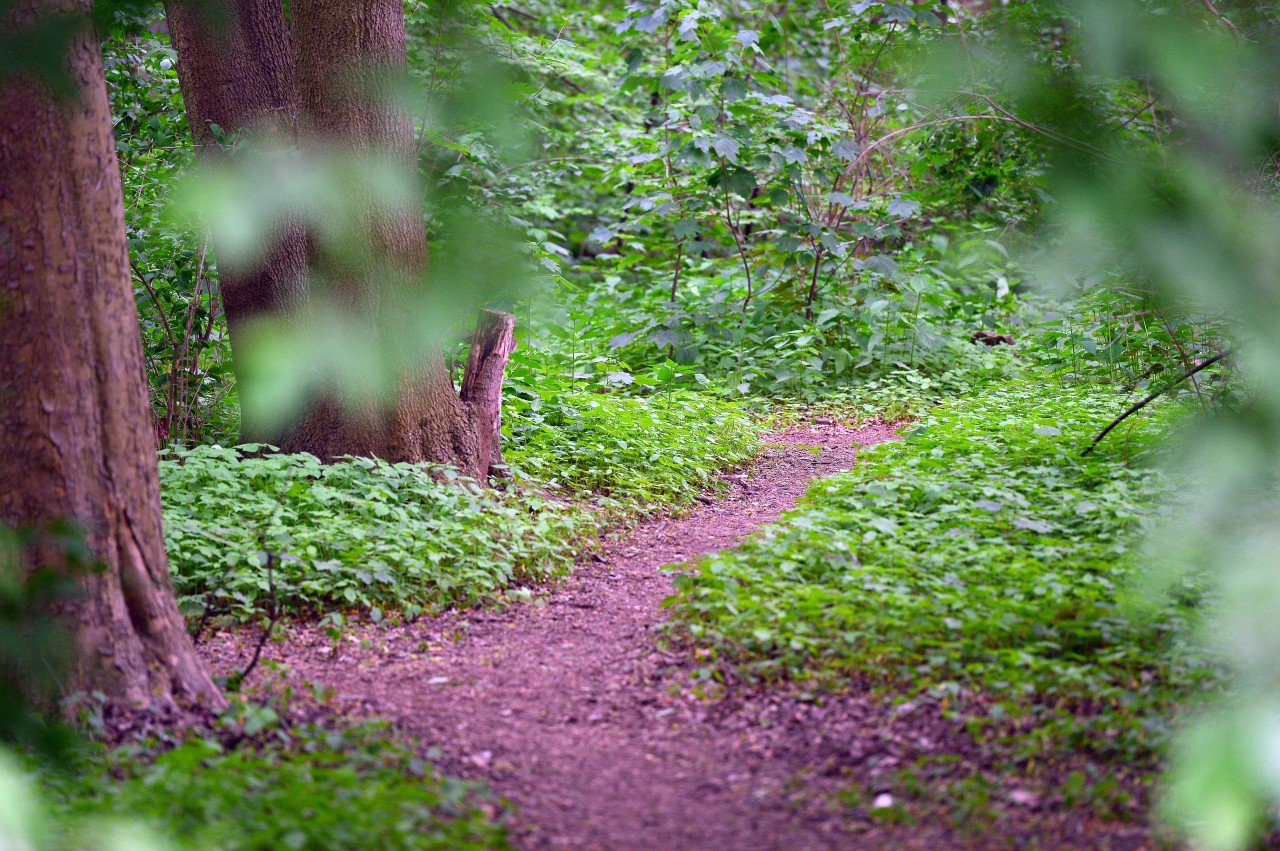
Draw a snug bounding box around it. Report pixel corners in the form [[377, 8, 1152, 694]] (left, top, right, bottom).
[[48, 722, 507, 850], [505, 389, 760, 511], [161, 390, 759, 622], [161, 448, 592, 622]]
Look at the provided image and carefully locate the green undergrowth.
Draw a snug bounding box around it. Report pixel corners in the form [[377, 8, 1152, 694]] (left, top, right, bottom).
[[36, 721, 506, 850], [161, 390, 758, 623], [503, 389, 760, 509], [666, 380, 1216, 760], [161, 448, 590, 622], [765, 349, 1019, 428]]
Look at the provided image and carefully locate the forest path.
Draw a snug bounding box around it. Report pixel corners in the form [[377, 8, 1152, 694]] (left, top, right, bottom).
[[207, 421, 926, 850]]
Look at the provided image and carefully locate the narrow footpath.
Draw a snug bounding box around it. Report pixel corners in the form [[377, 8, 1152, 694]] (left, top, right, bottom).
[[205, 422, 1168, 850], [209, 422, 922, 849]]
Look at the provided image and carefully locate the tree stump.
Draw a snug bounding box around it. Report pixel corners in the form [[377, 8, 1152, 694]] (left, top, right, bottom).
[[460, 309, 518, 480]]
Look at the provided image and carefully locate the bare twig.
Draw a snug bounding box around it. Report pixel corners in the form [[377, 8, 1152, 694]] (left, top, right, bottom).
[[493, 4, 537, 23], [495, 155, 608, 177], [1081, 349, 1232, 456], [716, 155, 755, 311], [1112, 95, 1160, 131], [1157, 311, 1208, 409], [805, 247, 824, 320], [234, 546, 281, 688], [1200, 0, 1243, 41]]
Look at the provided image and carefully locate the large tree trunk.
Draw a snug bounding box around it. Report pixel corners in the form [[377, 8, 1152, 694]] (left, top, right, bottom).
[[0, 1, 224, 710], [163, 0, 515, 478], [165, 0, 309, 444], [281, 0, 514, 480]]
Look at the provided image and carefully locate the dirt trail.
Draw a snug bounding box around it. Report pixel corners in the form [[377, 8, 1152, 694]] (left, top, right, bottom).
[[208, 422, 907, 848], [204, 421, 1167, 850]]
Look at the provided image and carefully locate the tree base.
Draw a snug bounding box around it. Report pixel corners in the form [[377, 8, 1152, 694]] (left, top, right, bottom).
[[278, 309, 517, 482]]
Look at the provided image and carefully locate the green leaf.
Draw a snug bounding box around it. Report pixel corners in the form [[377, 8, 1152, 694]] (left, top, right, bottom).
[[722, 77, 748, 102], [712, 136, 741, 162]]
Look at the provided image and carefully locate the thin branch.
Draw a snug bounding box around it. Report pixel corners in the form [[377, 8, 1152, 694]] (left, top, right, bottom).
[[1200, 0, 1243, 41], [964, 92, 1113, 159], [1081, 349, 1232, 456], [1157, 310, 1207, 409], [716, 155, 755, 311], [493, 4, 537, 23], [852, 114, 1014, 172], [669, 241, 684, 303], [136, 271, 179, 352], [1112, 95, 1159, 131], [233, 547, 281, 688], [495, 155, 607, 176], [805, 246, 824, 320], [490, 5, 514, 30]]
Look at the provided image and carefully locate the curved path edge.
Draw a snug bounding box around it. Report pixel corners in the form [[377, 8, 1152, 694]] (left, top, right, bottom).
[[205, 421, 903, 850]]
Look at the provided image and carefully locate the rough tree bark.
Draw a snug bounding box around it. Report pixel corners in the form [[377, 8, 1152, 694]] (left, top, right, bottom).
[[162, 0, 515, 477], [164, 0, 309, 444], [276, 0, 515, 480], [0, 1, 224, 709]]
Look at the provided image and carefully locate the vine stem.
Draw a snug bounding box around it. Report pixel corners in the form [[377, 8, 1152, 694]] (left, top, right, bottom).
[[235, 545, 282, 688], [1082, 350, 1232, 456]]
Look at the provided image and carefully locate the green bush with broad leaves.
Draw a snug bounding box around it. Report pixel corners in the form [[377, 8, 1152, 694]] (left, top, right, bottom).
[[160, 447, 591, 622], [666, 380, 1217, 760], [160, 390, 758, 623], [504, 388, 760, 509]]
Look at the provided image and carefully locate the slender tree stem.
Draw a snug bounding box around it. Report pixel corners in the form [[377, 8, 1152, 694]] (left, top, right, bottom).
[[718, 156, 755, 311]]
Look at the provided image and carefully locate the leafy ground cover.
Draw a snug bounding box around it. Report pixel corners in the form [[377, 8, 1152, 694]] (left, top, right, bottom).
[[667, 380, 1216, 764], [765, 345, 1019, 430], [161, 390, 759, 624], [504, 389, 760, 509], [34, 719, 507, 851], [161, 447, 589, 623]]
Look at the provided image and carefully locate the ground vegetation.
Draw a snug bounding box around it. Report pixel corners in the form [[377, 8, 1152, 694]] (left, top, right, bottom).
[[2, 0, 1277, 849]]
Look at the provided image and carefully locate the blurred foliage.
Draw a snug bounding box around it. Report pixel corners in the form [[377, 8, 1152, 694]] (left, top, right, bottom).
[[161, 1, 536, 434], [0, 748, 166, 851], [0, 526, 84, 763], [917, 2, 1280, 847]]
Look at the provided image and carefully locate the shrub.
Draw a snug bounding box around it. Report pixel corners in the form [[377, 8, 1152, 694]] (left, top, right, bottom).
[[161, 448, 591, 622], [49, 722, 508, 850]]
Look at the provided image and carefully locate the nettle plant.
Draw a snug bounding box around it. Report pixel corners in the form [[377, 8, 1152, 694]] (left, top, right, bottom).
[[558, 1, 1041, 398]]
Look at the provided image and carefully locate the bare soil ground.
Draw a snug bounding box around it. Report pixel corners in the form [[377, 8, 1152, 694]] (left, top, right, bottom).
[[203, 422, 1157, 850]]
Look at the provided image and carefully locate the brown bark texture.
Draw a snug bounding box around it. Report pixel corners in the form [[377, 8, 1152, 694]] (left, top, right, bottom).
[[0, 1, 224, 708], [292, 0, 428, 282], [460, 309, 518, 478], [277, 0, 514, 480], [163, 0, 514, 478], [165, 0, 308, 444]]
